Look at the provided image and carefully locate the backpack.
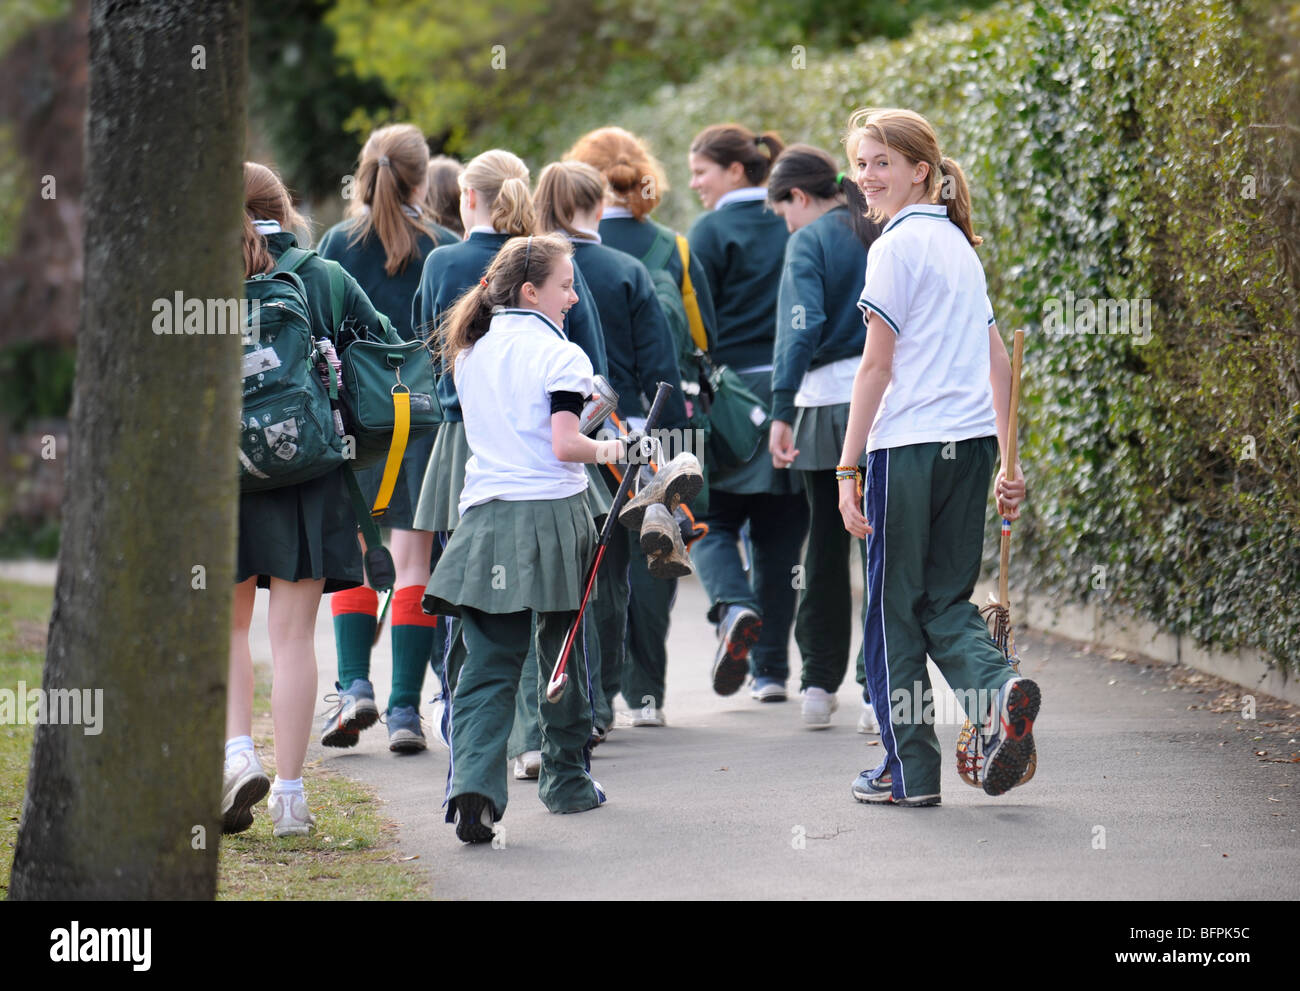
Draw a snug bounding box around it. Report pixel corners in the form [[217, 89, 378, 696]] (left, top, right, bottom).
[[238, 264, 346, 492]]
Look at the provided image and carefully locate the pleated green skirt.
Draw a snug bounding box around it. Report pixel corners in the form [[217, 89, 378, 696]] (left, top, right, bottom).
[[422, 492, 596, 617], [413, 419, 469, 533], [791, 401, 860, 472]]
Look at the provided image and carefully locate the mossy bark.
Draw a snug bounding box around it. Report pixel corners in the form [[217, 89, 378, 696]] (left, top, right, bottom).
[[10, 0, 247, 899]]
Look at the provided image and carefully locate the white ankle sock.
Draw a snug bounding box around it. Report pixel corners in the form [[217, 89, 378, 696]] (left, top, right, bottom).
[[272, 775, 303, 795], [224, 736, 254, 764]]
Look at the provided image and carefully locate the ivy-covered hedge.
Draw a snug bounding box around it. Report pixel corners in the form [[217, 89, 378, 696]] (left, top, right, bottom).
[[537, 0, 1300, 670]]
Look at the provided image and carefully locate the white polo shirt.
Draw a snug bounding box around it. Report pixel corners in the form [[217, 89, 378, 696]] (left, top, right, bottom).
[[856, 204, 997, 453], [454, 308, 594, 513]]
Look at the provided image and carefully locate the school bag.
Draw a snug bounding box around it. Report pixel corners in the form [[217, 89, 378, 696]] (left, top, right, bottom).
[[273, 246, 441, 520], [639, 230, 768, 472], [239, 266, 347, 491]]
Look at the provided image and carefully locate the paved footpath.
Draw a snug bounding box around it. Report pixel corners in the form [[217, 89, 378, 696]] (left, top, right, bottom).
[[283, 576, 1298, 901], [5, 560, 1296, 899]]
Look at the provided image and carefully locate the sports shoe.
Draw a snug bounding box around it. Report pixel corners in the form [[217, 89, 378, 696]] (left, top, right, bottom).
[[751, 677, 787, 702], [451, 792, 495, 844], [320, 678, 380, 748], [618, 453, 704, 532], [980, 677, 1041, 796], [857, 701, 881, 735], [514, 750, 542, 779], [802, 686, 838, 728], [675, 504, 708, 550], [615, 706, 667, 727], [640, 503, 693, 578], [269, 789, 316, 837], [711, 605, 761, 696], [851, 770, 940, 807], [588, 724, 609, 749], [221, 749, 271, 835], [386, 705, 427, 754]]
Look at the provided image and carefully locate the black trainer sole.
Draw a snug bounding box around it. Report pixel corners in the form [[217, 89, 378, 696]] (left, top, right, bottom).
[[711, 611, 762, 696], [983, 680, 1041, 796], [321, 700, 380, 748], [453, 793, 496, 844], [619, 468, 704, 533], [222, 775, 270, 835]]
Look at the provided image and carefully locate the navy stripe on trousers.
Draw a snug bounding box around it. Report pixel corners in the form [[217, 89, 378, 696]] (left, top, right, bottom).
[[862, 448, 906, 799]]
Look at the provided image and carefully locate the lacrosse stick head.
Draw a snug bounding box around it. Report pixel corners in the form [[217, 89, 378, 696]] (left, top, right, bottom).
[[956, 598, 1034, 787]]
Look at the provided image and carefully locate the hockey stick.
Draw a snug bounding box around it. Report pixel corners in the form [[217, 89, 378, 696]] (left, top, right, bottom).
[[956, 328, 1035, 787], [546, 381, 674, 703]]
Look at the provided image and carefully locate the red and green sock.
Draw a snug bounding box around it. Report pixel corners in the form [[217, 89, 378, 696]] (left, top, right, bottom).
[[331, 586, 378, 687], [390, 585, 438, 711]]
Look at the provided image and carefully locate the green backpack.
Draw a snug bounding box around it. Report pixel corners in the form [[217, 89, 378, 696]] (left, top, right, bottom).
[[239, 263, 346, 492]]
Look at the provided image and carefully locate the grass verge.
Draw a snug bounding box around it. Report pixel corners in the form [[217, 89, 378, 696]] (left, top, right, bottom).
[[0, 579, 428, 899]]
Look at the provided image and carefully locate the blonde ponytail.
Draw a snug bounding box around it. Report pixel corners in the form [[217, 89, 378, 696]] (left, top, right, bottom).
[[938, 157, 981, 247]]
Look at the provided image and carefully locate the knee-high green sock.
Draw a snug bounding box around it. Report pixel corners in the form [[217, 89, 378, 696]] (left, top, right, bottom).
[[390, 585, 438, 710], [331, 586, 377, 686]]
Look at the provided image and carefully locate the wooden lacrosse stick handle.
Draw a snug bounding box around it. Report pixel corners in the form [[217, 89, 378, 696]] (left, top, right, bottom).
[[998, 328, 1025, 608]]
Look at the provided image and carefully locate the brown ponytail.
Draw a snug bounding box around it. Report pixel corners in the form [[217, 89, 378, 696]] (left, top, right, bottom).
[[242, 162, 308, 277], [690, 124, 785, 185], [843, 107, 982, 247], [426, 155, 465, 236], [534, 161, 607, 238], [436, 232, 573, 365], [767, 143, 881, 250], [345, 124, 436, 276]]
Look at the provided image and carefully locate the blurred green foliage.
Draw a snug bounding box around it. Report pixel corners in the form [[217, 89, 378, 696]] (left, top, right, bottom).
[[326, 0, 1000, 160], [249, 0, 395, 202]]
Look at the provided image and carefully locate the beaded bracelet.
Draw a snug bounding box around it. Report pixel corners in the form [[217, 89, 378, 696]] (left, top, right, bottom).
[[835, 465, 864, 499]]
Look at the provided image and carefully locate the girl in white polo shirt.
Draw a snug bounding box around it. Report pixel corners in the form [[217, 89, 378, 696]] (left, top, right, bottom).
[[836, 108, 1037, 807], [422, 232, 626, 842]]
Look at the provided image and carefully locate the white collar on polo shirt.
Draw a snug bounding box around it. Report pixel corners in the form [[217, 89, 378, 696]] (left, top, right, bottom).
[[490, 306, 566, 339], [252, 219, 282, 233], [566, 228, 601, 244], [468, 224, 498, 235], [602, 205, 634, 219], [714, 186, 769, 210], [882, 203, 949, 234]]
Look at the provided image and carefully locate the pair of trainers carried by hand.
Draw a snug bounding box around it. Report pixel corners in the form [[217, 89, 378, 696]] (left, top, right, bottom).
[[617, 452, 705, 579]]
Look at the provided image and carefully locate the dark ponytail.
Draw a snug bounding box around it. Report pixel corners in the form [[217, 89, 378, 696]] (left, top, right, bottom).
[[690, 124, 785, 186], [767, 143, 882, 250]]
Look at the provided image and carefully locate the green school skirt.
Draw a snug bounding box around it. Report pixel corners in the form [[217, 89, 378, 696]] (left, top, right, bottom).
[[354, 427, 438, 530], [791, 402, 862, 472], [413, 419, 469, 533], [236, 466, 363, 594], [583, 462, 613, 523], [422, 492, 596, 617]]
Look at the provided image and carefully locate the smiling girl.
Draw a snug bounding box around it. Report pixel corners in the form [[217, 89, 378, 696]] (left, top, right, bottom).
[[422, 233, 625, 842], [835, 108, 1037, 807]]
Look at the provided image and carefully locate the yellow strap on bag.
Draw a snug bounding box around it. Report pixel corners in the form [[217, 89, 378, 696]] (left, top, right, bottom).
[[371, 388, 410, 518], [676, 235, 709, 353]]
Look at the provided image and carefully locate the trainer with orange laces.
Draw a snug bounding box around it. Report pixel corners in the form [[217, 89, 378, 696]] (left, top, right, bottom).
[[836, 108, 1038, 808]]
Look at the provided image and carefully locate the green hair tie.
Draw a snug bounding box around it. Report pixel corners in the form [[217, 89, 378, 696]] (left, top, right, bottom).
[[835, 171, 845, 184]]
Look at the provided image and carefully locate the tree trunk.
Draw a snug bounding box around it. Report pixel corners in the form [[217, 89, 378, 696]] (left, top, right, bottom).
[[10, 0, 247, 899]]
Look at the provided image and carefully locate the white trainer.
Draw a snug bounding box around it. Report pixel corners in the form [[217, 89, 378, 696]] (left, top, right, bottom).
[[615, 707, 667, 728], [857, 701, 881, 735], [221, 749, 270, 835], [514, 750, 542, 779], [802, 687, 839, 729], [269, 790, 316, 837]]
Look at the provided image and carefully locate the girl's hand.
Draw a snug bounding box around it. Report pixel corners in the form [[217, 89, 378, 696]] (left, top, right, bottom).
[[995, 461, 1026, 520], [838, 476, 872, 539], [769, 420, 798, 469], [595, 437, 627, 465]]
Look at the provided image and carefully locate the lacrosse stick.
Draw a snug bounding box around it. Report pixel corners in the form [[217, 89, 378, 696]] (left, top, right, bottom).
[[956, 328, 1036, 788]]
